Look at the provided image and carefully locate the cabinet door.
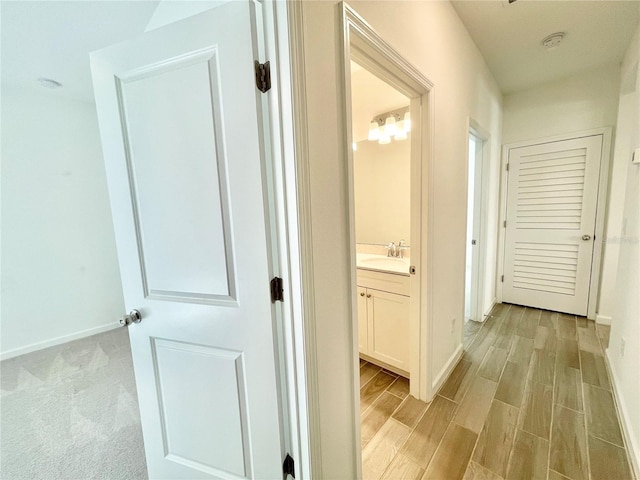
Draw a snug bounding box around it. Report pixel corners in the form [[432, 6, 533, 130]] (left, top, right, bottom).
[[368, 290, 410, 370], [357, 287, 369, 354]]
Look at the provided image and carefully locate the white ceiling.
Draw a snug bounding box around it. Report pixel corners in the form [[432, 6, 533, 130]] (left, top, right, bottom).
[[1, 1, 160, 102], [350, 62, 410, 142], [451, 0, 640, 94], [2, 1, 638, 104]]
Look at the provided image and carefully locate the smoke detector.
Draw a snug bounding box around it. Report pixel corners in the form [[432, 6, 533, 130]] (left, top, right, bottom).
[[37, 77, 63, 89], [542, 32, 565, 50]]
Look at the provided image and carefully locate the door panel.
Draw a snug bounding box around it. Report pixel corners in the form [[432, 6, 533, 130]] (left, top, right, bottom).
[[152, 339, 249, 477], [503, 135, 602, 315], [118, 54, 234, 302], [91, 3, 284, 478], [368, 290, 410, 370]]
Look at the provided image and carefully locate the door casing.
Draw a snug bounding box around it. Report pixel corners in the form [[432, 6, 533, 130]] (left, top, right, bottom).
[[496, 127, 612, 320], [464, 118, 493, 327]]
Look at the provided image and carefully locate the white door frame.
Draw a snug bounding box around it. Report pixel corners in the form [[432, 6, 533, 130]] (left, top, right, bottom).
[[255, 1, 314, 477], [464, 118, 492, 326], [496, 127, 612, 320], [274, 2, 438, 477]]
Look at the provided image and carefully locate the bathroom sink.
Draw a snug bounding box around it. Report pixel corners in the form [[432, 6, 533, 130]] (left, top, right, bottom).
[[356, 254, 410, 275]]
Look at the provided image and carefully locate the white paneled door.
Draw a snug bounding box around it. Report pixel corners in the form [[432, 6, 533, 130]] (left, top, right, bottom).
[[503, 135, 603, 316], [91, 3, 285, 479]]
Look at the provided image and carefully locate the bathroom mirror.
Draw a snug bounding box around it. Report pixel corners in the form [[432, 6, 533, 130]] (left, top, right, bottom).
[[350, 61, 411, 248], [353, 136, 411, 246]]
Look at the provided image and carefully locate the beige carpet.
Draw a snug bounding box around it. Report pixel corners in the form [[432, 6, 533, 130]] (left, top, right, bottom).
[[0, 328, 147, 479]]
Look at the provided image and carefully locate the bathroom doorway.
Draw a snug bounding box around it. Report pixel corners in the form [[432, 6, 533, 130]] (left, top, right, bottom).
[[465, 132, 483, 323], [342, 6, 435, 476], [464, 123, 490, 326], [350, 61, 412, 377], [342, 5, 436, 406]]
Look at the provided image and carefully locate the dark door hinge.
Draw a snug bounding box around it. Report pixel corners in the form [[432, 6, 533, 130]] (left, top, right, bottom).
[[501, 275, 504, 282], [506, 163, 510, 171], [283, 453, 295, 478], [503, 220, 507, 228], [270, 276, 284, 303], [255, 60, 271, 93]]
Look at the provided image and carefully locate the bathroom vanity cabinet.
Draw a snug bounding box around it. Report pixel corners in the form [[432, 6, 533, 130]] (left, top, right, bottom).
[[356, 268, 410, 373]]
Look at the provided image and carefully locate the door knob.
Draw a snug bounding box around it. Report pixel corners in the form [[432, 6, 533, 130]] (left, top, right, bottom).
[[366, 294, 371, 298], [582, 234, 592, 241], [360, 292, 365, 297], [119, 309, 141, 327]]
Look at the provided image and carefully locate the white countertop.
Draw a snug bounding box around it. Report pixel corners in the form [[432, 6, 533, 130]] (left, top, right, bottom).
[[356, 253, 411, 276]]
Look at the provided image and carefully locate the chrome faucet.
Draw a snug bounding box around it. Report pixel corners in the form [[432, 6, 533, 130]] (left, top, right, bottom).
[[398, 239, 408, 259], [386, 240, 409, 258], [385, 242, 397, 257]]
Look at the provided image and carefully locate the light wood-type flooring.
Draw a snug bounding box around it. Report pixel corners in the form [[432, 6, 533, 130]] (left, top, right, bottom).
[[359, 303, 633, 480]]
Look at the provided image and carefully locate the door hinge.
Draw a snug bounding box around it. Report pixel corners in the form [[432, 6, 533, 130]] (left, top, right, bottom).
[[503, 220, 507, 228], [506, 163, 510, 171], [255, 60, 271, 93], [501, 275, 504, 282], [270, 276, 284, 303], [283, 453, 295, 478]]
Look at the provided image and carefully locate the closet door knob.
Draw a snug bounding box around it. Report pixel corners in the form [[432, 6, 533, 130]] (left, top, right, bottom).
[[360, 292, 365, 297]]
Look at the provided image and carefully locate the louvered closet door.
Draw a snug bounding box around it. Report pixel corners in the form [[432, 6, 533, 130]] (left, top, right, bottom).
[[503, 135, 603, 316]]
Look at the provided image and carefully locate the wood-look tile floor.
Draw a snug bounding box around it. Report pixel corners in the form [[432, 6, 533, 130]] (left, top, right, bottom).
[[359, 303, 633, 480]]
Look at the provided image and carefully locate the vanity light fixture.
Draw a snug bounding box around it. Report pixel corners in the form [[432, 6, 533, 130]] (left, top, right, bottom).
[[367, 108, 410, 144]]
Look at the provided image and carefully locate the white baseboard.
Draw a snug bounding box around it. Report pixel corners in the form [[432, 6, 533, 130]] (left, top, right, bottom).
[[605, 349, 640, 479], [596, 314, 612, 325], [0, 323, 120, 361], [431, 343, 464, 396]]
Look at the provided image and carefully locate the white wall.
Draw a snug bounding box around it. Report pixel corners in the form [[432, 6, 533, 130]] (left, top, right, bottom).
[[1, 85, 124, 358], [350, 67, 410, 142], [600, 64, 640, 324], [144, 0, 224, 31], [606, 19, 640, 477], [502, 64, 621, 144], [353, 138, 410, 245], [300, 2, 503, 476]]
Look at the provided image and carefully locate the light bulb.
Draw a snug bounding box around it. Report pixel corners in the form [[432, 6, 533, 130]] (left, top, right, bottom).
[[403, 111, 411, 132], [395, 129, 407, 140], [384, 115, 397, 136], [368, 121, 380, 141], [378, 132, 391, 145]]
